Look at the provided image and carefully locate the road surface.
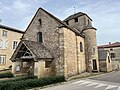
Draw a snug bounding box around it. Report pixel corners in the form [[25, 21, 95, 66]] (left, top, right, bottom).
[[40, 71, 120, 90]]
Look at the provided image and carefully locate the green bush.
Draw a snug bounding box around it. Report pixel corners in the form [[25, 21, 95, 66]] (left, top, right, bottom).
[[0, 72, 13, 78], [14, 75, 38, 81], [0, 76, 65, 90], [0, 75, 37, 84]]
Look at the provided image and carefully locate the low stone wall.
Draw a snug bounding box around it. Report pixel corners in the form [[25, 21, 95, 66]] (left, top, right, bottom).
[[0, 69, 11, 73]]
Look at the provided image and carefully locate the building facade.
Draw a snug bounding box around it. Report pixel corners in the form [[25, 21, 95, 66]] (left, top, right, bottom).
[[0, 24, 23, 70], [98, 42, 120, 71], [11, 8, 99, 78]]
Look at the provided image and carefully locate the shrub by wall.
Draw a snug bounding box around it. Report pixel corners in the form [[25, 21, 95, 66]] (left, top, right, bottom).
[[0, 75, 37, 84], [0, 72, 13, 78], [0, 76, 65, 90]]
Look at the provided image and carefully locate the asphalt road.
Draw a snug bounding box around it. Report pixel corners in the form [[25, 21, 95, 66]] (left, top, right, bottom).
[[40, 71, 120, 90], [90, 71, 120, 83]]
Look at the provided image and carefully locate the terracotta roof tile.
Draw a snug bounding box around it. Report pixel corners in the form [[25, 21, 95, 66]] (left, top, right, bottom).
[[98, 42, 120, 48]]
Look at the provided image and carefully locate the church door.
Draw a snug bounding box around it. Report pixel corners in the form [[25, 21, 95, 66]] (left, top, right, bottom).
[[93, 60, 97, 70]]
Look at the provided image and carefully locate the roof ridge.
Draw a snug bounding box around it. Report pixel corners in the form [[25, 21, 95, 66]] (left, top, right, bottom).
[[22, 7, 84, 38], [98, 42, 120, 48], [0, 24, 24, 33], [63, 11, 92, 22]]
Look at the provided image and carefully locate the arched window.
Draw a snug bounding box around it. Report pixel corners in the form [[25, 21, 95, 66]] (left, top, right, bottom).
[[37, 32, 43, 43], [80, 42, 83, 52], [110, 48, 113, 51], [38, 19, 42, 26]]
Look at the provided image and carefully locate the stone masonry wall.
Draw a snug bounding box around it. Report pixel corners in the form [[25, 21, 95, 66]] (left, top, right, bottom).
[[99, 60, 107, 72], [67, 15, 92, 33], [99, 47, 120, 70], [63, 28, 78, 77], [76, 36, 86, 73], [106, 53, 112, 72], [84, 29, 99, 72], [37, 60, 54, 78], [22, 9, 64, 76]]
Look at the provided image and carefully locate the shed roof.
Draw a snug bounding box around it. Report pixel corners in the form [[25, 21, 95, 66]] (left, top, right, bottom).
[[23, 40, 53, 59], [11, 40, 53, 61]]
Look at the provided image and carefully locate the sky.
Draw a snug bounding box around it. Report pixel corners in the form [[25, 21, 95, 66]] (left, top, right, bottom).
[[0, 0, 120, 45]]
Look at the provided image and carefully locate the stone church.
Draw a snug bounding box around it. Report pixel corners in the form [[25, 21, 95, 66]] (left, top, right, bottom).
[[10, 8, 99, 78]]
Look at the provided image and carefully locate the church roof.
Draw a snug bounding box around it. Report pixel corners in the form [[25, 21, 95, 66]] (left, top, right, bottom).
[[98, 50, 109, 60], [98, 42, 120, 48], [63, 12, 92, 22], [0, 24, 24, 33]]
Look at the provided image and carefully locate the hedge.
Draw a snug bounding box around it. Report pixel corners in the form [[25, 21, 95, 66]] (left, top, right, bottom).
[[0, 75, 37, 84], [0, 72, 14, 78], [0, 76, 65, 90]]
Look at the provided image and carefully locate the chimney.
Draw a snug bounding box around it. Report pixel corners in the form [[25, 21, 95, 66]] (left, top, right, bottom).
[[109, 42, 111, 44]]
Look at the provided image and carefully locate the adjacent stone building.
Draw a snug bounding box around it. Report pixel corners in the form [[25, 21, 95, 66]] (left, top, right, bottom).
[[0, 24, 23, 70], [98, 50, 112, 72], [10, 8, 99, 78], [98, 42, 120, 71]]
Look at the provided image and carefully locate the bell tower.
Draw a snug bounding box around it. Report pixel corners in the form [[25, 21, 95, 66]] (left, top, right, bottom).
[[63, 12, 99, 72]]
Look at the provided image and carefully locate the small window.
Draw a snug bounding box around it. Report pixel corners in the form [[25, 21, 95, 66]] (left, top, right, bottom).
[[80, 42, 83, 52], [66, 21, 69, 25], [111, 53, 116, 58], [45, 61, 52, 68], [38, 19, 42, 25], [110, 48, 113, 51], [74, 17, 78, 23], [13, 41, 18, 49], [2, 30, 8, 37], [108, 56, 110, 63], [0, 55, 6, 64], [2, 39, 7, 49], [37, 32, 43, 43]]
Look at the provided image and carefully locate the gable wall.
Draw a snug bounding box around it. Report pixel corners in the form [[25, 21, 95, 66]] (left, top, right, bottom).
[[22, 9, 64, 76]]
